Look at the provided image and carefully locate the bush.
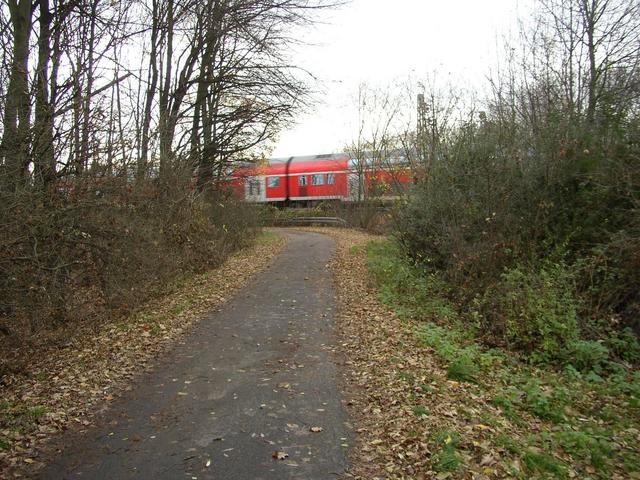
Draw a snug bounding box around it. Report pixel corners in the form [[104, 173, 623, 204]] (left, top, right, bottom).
[[604, 328, 640, 364], [487, 263, 579, 362], [0, 183, 259, 338], [390, 67, 640, 362], [367, 241, 459, 322], [565, 340, 610, 373]]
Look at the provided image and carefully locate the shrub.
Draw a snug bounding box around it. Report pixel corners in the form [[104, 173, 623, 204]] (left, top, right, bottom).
[[0, 185, 259, 339], [390, 73, 640, 360], [367, 241, 458, 322], [490, 263, 580, 362], [604, 328, 640, 364], [564, 340, 609, 373]]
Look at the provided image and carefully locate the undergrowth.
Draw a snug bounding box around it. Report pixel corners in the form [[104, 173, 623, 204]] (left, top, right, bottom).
[[367, 239, 640, 478]]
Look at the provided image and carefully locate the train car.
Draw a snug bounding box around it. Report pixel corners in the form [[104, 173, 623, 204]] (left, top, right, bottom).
[[223, 153, 410, 203]]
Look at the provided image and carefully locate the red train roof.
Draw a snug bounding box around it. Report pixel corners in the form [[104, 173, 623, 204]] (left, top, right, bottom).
[[232, 153, 350, 177]]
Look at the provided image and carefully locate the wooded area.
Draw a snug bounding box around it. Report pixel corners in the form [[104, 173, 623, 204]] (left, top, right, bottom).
[[345, 0, 640, 365], [1, 0, 640, 476], [335, 3, 640, 476], [0, 0, 333, 342]]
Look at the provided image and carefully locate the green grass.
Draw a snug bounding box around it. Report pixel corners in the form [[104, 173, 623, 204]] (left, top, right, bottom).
[[169, 299, 192, 316], [554, 430, 612, 471], [256, 230, 282, 246], [522, 449, 567, 477], [494, 433, 523, 455], [446, 356, 478, 383], [364, 239, 640, 478], [0, 401, 16, 425], [0, 402, 48, 439], [419, 383, 434, 393], [0, 436, 10, 451], [28, 406, 47, 421], [430, 430, 463, 472], [413, 405, 429, 417]]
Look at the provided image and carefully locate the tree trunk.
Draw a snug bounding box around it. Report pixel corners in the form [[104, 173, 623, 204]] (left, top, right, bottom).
[[158, 0, 175, 181], [34, 0, 55, 188], [138, 0, 160, 181], [78, 0, 98, 175], [1, 0, 33, 190], [583, 0, 599, 128]]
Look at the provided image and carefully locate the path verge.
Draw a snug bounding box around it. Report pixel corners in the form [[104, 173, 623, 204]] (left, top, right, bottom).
[[0, 231, 286, 477], [315, 227, 640, 479]]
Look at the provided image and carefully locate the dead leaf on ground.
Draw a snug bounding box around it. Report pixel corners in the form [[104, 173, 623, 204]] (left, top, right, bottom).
[[272, 450, 289, 460]]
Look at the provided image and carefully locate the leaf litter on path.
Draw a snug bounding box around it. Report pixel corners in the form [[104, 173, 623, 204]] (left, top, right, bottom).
[[302, 228, 530, 479], [0, 232, 287, 477]]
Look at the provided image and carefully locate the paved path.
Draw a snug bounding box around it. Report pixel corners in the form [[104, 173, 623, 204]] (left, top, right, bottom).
[[39, 231, 351, 480]]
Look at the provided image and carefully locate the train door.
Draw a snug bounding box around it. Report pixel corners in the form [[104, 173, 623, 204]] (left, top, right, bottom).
[[297, 174, 308, 199], [347, 171, 362, 201], [245, 175, 266, 202]]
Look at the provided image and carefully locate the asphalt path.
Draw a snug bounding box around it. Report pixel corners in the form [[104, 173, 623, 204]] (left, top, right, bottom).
[[39, 231, 351, 480]]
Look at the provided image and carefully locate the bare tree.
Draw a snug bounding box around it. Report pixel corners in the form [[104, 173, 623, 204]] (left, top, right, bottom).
[[1, 0, 32, 189]]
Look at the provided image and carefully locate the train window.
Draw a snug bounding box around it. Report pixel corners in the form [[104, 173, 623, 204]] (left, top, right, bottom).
[[311, 174, 324, 185], [326, 173, 335, 184], [267, 176, 280, 188], [298, 175, 307, 186]]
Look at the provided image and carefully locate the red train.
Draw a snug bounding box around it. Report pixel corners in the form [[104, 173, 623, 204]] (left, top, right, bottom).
[[223, 153, 411, 203]]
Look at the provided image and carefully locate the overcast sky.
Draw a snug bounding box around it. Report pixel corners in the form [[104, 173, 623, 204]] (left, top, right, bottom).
[[272, 0, 532, 157]]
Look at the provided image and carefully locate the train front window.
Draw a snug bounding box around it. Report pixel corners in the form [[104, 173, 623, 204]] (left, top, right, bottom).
[[267, 176, 280, 188], [298, 175, 307, 186], [311, 174, 324, 185], [326, 173, 335, 184]]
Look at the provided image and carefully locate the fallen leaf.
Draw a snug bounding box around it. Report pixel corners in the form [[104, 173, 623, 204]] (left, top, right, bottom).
[[480, 453, 494, 466], [272, 450, 289, 460]]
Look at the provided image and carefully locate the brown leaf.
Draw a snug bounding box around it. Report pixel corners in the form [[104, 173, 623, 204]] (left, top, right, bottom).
[[479, 453, 495, 466], [272, 450, 289, 460]]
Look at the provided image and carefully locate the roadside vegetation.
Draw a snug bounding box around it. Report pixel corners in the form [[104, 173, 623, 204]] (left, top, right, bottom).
[[349, 0, 640, 402], [389, 0, 640, 359], [340, 0, 640, 476], [1, 188, 260, 342], [0, 230, 285, 474], [0, 0, 333, 361], [366, 239, 640, 478]]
